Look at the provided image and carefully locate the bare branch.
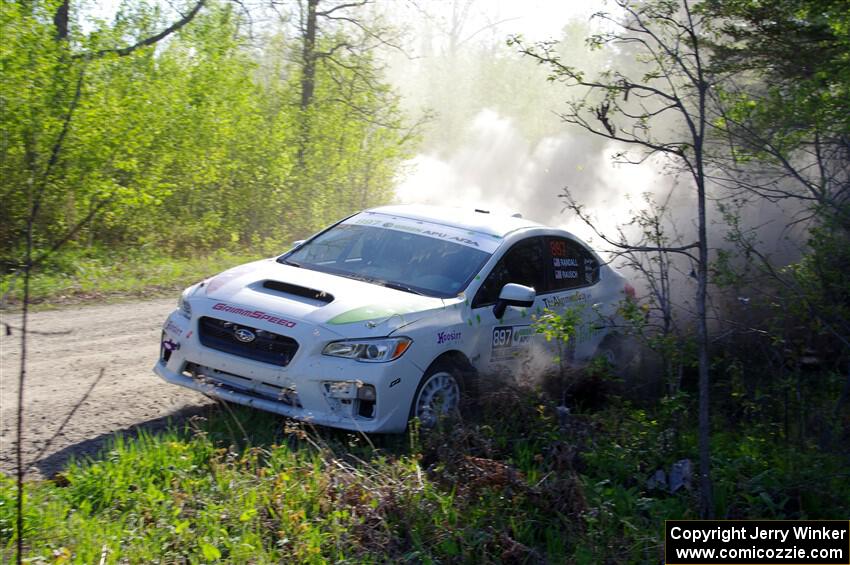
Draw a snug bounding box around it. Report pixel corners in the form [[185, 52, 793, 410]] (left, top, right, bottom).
[[31, 196, 116, 269], [31, 65, 87, 225], [3, 324, 72, 337], [560, 189, 699, 260], [316, 0, 369, 17], [321, 13, 406, 53], [77, 0, 206, 60], [314, 40, 355, 59]]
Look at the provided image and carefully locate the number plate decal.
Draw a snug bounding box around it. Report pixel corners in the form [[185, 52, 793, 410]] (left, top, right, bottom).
[[492, 326, 514, 348], [490, 325, 534, 361]]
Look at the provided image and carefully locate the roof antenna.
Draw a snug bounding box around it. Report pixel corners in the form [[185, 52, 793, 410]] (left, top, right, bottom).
[[511, 212, 523, 218]]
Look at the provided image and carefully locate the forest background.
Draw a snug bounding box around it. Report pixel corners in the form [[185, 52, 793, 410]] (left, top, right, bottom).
[[1, 0, 848, 562]]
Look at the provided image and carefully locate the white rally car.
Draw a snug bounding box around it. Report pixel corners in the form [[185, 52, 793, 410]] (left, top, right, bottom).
[[154, 205, 632, 433]]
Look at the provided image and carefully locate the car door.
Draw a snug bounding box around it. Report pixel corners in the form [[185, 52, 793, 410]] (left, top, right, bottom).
[[540, 235, 602, 361], [469, 236, 551, 378]]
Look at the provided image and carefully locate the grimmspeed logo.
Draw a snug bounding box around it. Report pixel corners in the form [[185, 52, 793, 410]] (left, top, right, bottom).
[[212, 303, 297, 328]]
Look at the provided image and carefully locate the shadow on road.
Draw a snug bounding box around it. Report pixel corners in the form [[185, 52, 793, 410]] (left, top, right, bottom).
[[28, 400, 407, 480], [30, 404, 216, 479]]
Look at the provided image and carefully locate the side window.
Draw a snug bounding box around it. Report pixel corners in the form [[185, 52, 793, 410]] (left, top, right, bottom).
[[472, 237, 546, 307], [547, 236, 599, 290]]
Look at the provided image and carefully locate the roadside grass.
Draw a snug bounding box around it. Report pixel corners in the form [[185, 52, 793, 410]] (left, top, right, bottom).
[[0, 245, 283, 307], [2, 368, 848, 563]]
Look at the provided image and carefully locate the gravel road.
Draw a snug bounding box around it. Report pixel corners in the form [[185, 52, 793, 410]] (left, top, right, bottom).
[[0, 299, 214, 479]]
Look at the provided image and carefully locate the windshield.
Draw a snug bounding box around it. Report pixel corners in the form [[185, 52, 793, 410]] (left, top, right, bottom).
[[279, 216, 494, 298]]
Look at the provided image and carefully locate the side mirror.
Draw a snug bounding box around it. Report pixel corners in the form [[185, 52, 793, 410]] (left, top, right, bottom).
[[493, 283, 536, 319]]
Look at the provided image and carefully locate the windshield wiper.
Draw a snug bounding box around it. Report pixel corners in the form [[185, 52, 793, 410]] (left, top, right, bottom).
[[378, 281, 425, 295], [341, 274, 424, 295], [279, 258, 301, 267]]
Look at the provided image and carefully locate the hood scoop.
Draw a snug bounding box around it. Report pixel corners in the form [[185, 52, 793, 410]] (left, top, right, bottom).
[[262, 280, 334, 304]]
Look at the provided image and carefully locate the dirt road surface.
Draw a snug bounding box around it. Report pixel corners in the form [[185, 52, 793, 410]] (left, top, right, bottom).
[[0, 298, 213, 479]]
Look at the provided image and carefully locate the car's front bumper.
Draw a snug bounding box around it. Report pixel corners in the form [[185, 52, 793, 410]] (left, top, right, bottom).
[[153, 309, 419, 433]]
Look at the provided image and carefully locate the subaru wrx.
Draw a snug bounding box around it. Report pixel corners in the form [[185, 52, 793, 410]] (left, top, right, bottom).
[[154, 205, 632, 432]]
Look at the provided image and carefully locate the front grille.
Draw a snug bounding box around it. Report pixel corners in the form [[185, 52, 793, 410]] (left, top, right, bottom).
[[198, 317, 299, 366]]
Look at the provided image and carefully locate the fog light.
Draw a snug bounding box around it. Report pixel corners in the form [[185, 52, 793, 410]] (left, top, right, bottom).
[[324, 381, 357, 399], [357, 384, 376, 401]]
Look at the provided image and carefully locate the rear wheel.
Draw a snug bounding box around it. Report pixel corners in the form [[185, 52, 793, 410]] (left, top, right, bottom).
[[411, 361, 462, 428], [595, 333, 639, 375]]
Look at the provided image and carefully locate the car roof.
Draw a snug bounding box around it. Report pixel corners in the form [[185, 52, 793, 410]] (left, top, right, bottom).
[[366, 204, 543, 239]]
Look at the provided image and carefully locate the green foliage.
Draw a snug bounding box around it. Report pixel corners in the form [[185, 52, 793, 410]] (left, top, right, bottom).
[[710, 427, 850, 519], [706, 1, 850, 353], [0, 0, 414, 275], [532, 306, 583, 385], [783, 213, 850, 344], [284, 42, 413, 235], [532, 306, 580, 345], [2, 363, 848, 562], [706, 0, 850, 138], [0, 246, 267, 304]]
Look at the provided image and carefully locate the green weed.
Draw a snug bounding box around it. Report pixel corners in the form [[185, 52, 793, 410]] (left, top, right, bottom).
[[0, 246, 280, 305], [2, 370, 847, 563]]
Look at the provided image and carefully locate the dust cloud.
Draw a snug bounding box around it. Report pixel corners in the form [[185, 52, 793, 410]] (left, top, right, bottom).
[[395, 108, 667, 247], [383, 2, 675, 251], [386, 3, 805, 276]]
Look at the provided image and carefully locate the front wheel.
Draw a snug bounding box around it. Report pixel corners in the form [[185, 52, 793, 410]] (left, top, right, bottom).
[[410, 361, 462, 428]]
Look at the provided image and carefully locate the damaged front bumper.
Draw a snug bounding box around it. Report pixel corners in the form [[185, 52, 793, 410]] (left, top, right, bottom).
[[153, 310, 415, 433]]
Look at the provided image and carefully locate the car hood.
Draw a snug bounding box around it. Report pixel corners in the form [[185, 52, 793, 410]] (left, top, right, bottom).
[[199, 259, 446, 335]]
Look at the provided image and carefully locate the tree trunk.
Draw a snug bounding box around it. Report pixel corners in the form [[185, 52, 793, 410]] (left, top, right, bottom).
[[696, 181, 713, 518], [297, 0, 319, 167], [292, 0, 320, 233], [54, 0, 69, 41], [300, 0, 318, 111], [694, 83, 713, 517]]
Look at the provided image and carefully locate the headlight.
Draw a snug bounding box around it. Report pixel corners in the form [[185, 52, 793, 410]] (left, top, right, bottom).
[[178, 287, 194, 318], [322, 337, 412, 363]]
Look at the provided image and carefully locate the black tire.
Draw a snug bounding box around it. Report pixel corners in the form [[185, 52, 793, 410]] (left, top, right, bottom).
[[595, 333, 639, 375], [409, 360, 464, 428]]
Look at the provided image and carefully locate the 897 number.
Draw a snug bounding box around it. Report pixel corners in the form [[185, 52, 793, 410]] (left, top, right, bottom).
[[492, 326, 513, 348]]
